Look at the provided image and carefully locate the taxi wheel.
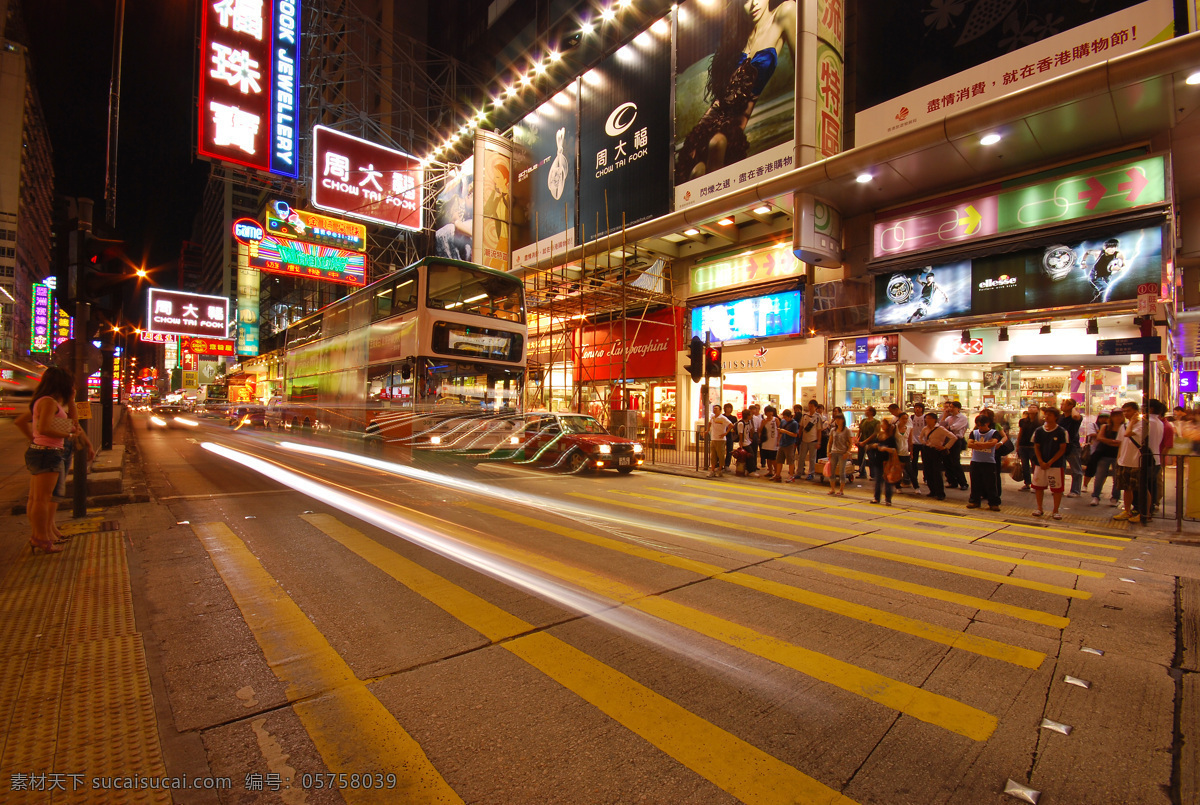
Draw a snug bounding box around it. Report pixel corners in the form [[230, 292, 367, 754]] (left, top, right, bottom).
[[617, 467, 634, 474], [568, 451, 589, 473]]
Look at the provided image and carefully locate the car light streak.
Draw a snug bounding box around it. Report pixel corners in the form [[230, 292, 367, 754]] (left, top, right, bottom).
[[150, 416, 167, 426], [202, 441, 804, 701], [277, 441, 793, 555], [174, 417, 200, 427]]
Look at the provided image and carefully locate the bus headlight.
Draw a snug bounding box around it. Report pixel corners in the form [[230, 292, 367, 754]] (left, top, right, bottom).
[[598, 444, 612, 454], [632, 443, 643, 453]]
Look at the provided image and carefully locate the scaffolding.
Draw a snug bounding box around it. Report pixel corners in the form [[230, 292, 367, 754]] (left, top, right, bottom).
[[522, 210, 680, 436]]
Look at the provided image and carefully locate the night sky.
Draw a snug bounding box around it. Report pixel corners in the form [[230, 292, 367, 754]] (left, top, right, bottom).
[[21, 0, 208, 273]]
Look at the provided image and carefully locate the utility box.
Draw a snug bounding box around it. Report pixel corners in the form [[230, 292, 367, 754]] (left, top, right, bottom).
[[610, 409, 640, 439]]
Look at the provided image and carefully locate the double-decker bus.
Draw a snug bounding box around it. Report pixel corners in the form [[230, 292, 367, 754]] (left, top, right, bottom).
[[270, 258, 527, 452]]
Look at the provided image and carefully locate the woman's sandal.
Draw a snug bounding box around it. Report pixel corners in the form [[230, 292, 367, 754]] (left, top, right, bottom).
[[30, 539, 64, 554]]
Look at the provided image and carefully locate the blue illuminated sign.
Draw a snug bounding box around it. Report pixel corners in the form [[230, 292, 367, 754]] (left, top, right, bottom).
[[690, 290, 804, 342], [271, 0, 301, 177], [1180, 371, 1197, 394]]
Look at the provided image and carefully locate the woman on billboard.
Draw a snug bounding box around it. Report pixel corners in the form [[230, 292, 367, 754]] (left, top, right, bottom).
[[675, 0, 797, 182]]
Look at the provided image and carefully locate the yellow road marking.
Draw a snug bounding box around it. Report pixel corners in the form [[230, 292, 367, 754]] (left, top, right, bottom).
[[860, 534, 1106, 578], [301, 515, 860, 804], [665, 487, 1116, 562], [581, 493, 1091, 600], [674, 483, 870, 522], [607, 490, 863, 536], [193, 523, 462, 805], [894, 510, 1129, 540], [307, 509, 997, 742], [999, 526, 1130, 546], [471, 504, 1047, 666]]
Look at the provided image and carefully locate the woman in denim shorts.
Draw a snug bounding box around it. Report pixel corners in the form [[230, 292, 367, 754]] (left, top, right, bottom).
[[14, 367, 82, 553]]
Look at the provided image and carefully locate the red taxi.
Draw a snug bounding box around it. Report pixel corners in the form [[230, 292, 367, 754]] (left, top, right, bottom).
[[516, 413, 644, 473]]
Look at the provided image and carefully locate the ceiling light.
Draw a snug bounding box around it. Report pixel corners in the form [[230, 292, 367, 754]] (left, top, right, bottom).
[[619, 0, 632, 7], [652, 18, 669, 35], [683, 228, 700, 236], [753, 205, 771, 215], [600, 7, 615, 21], [581, 21, 594, 35], [520, 74, 531, 86], [717, 217, 734, 226], [505, 84, 517, 97], [534, 62, 546, 75], [980, 133, 1002, 146], [1187, 71, 1200, 85], [548, 50, 561, 62], [856, 172, 873, 184]]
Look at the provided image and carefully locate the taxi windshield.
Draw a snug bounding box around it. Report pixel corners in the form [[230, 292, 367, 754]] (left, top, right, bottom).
[[560, 416, 609, 435]]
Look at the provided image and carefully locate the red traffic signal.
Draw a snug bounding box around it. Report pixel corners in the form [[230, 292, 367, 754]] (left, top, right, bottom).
[[704, 345, 722, 377]]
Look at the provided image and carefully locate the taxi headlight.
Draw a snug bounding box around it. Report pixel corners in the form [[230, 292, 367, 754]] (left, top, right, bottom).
[[510, 436, 520, 445], [430, 435, 442, 445], [598, 444, 612, 454], [632, 443, 643, 453]]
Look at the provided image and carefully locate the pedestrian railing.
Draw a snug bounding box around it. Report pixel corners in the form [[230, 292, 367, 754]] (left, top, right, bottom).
[[647, 429, 706, 472]]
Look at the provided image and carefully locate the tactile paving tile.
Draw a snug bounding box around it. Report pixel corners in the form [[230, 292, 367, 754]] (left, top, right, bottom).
[[65, 532, 136, 644], [0, 646, 68, 775], [0, 545, 83, 656]]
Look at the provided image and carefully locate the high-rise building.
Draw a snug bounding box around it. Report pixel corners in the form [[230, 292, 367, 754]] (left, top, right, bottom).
[[0, 2, 54, 358]]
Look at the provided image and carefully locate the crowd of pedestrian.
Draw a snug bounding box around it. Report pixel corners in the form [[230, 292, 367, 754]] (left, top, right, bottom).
[[706, 396, 1181, 524]]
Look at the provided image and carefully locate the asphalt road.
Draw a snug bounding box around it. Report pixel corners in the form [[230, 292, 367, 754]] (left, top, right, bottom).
[[124, 413, 1196, 805]]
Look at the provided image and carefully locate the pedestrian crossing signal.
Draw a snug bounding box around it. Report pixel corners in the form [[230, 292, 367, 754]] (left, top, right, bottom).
[[704, 346, 722, 378]]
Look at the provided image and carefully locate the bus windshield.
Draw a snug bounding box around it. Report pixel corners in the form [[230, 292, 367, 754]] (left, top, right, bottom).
[[426, 263, 525, 324]]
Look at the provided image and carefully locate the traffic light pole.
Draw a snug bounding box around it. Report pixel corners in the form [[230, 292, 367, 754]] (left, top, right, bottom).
[[72, 302, 90, 519]]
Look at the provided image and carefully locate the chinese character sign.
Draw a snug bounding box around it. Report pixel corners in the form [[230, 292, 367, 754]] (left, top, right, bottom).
[[31, 283, 51, 353], [199, 0, 301, 177], [265, 199, 366, 252], [147, 289, 230, 338], [312, 126, 423, 231]]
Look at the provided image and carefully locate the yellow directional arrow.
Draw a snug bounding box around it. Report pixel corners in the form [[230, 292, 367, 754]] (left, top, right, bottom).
[[959, 204, 982, 234]]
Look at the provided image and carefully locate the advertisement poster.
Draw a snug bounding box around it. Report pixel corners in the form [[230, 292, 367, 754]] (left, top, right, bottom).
[[248, 233, 367, 286], [476, 138, 512, 272], [691, 290, 804, 342], [674, 0, 798, 209], [579, 38, 672, 240], [854, 0, 1173, 146], [828, 333, 898, 365], [266, 200, 366, 252], [511, 86, 578, 268], [1023, 225, 1163, 310], [433, 157, 474, 261], [874, 262, 973, 326]]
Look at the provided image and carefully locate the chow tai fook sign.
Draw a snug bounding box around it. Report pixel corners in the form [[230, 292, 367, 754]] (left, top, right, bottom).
[[573, 308, 682, 382], [198, 0, 301, 177], [182, 337, 237, 356], [312, 126, 423, 231], [873, 155, 1168, 261], [234, 218, 368, 286], [147, 289, 230, 339]]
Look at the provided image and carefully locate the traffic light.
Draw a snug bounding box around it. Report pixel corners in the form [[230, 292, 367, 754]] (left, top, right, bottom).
[[704, 345, 722, 378], [685, 336, 704, 383], [56, 225, 127, 315]]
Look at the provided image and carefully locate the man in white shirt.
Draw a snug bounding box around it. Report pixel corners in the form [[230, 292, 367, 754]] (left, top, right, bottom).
[[938, 401, 970, 490], [747, 404, 764, 476], [798, 400, 822, 481], [708, 404, 731, 478], [1113, 401, 1163, 523]]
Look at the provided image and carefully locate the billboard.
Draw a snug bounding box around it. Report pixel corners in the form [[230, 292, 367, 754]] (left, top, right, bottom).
[[148, 289, 230, 339], [265, 200, 366, 252], [247, 232, 368, 286], [674, 0, 797, 209], [873, 225, 1164, 326], [855, 0, 1174, 147], [512, 86, 579, 267], [198, 0, 301, 177], [476, 136, 512, 272], [433, 157, 474, 261], [181, 337, 236, 356], [574, 307, 682, 382], [312, 125, 423, 231], [691, 290, 804, 342], [691, 242, 803, 295], [580, 39, 672, 240]]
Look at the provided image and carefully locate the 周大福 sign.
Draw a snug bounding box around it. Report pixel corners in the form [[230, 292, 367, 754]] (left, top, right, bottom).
[[147, 289, 230, 338], [312, 126, 422, 231], [197, 0, 301, 177]]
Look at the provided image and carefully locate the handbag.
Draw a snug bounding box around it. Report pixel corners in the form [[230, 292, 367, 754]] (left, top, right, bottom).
[[884, 455, 904, 484], [822, 458, 833, 478], [51, 415, 74, 438], [732, 447, 750, 461]]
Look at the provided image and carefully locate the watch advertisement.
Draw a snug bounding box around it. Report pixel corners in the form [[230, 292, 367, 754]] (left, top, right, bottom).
[[873, 262, 973, 327]]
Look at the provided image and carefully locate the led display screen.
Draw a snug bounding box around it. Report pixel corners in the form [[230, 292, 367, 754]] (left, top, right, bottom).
[[691, 290, 804, 342]]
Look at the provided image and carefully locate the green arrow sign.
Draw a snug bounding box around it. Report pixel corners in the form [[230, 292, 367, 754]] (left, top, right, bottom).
[[998, 156, 1165, 232]]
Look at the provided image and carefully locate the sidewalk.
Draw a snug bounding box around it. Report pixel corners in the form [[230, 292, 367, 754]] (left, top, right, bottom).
[[643, 457, 1200, 542], [0, 417, 172, 804]]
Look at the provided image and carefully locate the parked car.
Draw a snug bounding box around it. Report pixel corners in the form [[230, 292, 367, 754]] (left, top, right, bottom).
[[514, 413, 644, 473]]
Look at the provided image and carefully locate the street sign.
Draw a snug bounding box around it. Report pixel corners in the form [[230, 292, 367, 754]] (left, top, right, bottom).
[[1137, 281, 1159, 316], [1096, 336, 1162, 356]]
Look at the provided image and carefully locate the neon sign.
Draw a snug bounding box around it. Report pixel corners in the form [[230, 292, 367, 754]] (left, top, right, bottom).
[[266, 199, 366, 252], [312, 126, 423, 231], [31, 283, 50, 353], [248, 232, 367, 286], [198, 0, 301, 177]]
